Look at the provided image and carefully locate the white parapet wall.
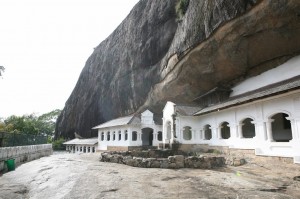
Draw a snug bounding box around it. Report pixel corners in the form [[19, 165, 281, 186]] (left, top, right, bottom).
[[0, 144, 53, 172]]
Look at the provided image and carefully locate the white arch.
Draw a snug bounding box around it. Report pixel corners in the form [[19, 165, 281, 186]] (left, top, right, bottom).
[[238, 116, 255, 124], [218, 121, 230, 127], [267, 110, 292, 119]]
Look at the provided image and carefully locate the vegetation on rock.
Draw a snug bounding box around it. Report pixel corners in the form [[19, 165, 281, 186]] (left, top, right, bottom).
[[175, 0, 189, 21]]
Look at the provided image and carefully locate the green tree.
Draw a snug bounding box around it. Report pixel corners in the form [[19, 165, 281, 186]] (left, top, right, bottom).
[[0, 109, 61, 136], [37, 109, 61, 136]]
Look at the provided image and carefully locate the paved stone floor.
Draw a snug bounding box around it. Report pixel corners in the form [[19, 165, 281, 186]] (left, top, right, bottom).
[[0, 152, 300, 199]]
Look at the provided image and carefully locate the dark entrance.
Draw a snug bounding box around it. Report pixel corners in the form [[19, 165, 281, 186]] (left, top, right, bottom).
[[142, 128, 154, 146]]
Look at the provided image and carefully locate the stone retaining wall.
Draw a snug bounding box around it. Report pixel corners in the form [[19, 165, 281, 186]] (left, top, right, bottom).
[[100, 151, 226, 169], [106, 146, 158, 152], [0, 144, 53, 172], [178, 144, 294, 164]]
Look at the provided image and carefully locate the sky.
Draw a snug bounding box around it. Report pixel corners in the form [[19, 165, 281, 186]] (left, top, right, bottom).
[[0, 0, 139, 118]]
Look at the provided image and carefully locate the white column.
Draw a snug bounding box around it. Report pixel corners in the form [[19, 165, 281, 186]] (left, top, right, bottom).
[[154, 131, 158, 141], [199, 129, 203, 140], [266, 119, 274, 142], [294, 119, 300, 140], [121, 130, 125, 141], [192, 129, 196, 142], [229, 123, 238, 139], [286, 117, 297, 141], [218, 127, 222, 139], [253, 120, 267, 141], [128, 129, 132, 142], [210, 126, 217, 140], [238, 123, 244, 138]]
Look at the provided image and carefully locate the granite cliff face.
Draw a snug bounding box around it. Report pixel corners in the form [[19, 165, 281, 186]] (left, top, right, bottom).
[[55, 0, 300, 138]]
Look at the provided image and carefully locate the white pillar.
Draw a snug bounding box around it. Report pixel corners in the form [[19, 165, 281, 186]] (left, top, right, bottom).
[[287, 117, 297, 141], [121, 130, 125, 141], [210, 126, 217, 141], [253, 120, 267, 141], [218, 127, 222, 139], [238, 123, 244, 138], [294, 119, 300, 140], [192, 129, 196, 142], [198, 129, 202, 140], [128, 129, 132, 142], [266, 119, 274, 142], [104, 132, 107, 141]]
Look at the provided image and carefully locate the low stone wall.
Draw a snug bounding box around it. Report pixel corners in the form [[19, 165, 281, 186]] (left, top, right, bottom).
[[100, 151, 226, 169], [107, 146, 158, 152], [178, 144, 294, 164], [0, 144, 53, 173]]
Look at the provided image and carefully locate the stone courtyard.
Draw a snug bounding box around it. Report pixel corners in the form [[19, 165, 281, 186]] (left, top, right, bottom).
[[0, 152, 300, 199]]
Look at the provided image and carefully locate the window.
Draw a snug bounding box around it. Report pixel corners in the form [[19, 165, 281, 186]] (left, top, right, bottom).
[[132, 131, 137, 141], [220, 122, 230, 139], [125, 130, 128, 141], [203, 125, 212, 140], [101, 132, 104, 141], [113, 131, 116, 141], [118, 131, 122, 141], [271, 113, 292, 142], [183, 126, 192, 140], [241, 118, 255, 138], [157, 131, 162, 141]]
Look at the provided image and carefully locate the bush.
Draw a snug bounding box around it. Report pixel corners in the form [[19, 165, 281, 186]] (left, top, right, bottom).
[[52, 137, 66, 150], [175, 0, 190, 21]]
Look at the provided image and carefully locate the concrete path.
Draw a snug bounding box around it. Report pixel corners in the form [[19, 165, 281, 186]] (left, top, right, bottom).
[[0, 152, 300, 199]]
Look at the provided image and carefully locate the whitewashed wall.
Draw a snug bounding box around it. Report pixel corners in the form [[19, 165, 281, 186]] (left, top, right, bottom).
[[97, 124, 163, 150], [231, 55, 300, 96], [162, 102, 175, 146], [170, 91, 300, 163]]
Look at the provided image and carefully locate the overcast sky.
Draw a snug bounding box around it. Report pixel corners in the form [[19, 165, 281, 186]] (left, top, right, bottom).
[[0, 0, 139, 118]]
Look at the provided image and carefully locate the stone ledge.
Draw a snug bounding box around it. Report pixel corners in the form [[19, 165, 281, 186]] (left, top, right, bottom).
[[100, 151, 227, 169], [0, 144, 53, 173]]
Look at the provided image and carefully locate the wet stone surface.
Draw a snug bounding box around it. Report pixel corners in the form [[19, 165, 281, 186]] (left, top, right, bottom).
[[0, 152, 300, 199]]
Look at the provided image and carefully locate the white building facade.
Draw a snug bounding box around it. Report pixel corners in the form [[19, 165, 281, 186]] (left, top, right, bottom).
[[94, 110, 163, 151], [95, 56, 300, 163], [63, 138, 98, 153], [162, 57, 300, 164]]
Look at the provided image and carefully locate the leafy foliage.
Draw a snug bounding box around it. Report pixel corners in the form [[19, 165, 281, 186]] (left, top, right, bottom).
[[52, 137, 66, 150], [0, 109, 61, 137], [175, 0, 190, 21]]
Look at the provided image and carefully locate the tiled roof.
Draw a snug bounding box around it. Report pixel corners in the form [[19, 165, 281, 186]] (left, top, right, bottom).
[[176, 105, 201, 116], [92, 115, 140, 129], [194, 76, 300, 116], [63, 138, 98, 145]]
